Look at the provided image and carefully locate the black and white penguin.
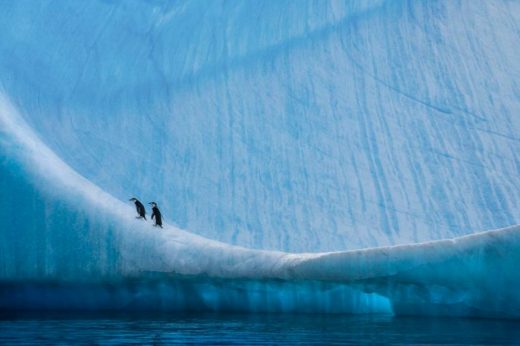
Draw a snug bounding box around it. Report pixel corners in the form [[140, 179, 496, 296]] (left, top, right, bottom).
[[149, 202, 163, 228], [129, 198, 147, 220]]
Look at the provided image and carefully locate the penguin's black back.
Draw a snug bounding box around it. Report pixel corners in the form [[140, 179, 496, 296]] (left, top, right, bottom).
[[135, 200, 146, 217]]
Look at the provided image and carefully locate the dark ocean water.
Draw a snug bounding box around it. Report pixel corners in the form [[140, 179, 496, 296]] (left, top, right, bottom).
[[1, 313, 519, 345]]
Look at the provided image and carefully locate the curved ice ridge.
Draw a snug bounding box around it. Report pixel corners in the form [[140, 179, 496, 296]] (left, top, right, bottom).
[[1, 94, 519, 317]]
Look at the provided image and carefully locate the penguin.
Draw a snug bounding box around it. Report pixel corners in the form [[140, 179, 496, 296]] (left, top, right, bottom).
[[149, 202, 163, 228], [129, 198, 147, 220]]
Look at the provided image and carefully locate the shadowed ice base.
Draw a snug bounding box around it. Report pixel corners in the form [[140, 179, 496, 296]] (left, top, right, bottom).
[[0, 276, 392, 314]]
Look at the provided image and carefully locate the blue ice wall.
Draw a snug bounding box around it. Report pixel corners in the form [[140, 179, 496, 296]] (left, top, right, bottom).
[[1, 92, 520, 317], [1, 1, 519, 253]]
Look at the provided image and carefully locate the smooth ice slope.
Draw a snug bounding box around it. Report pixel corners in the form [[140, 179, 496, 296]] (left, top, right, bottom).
[[1, 1, 519, 252], [1, 95, 520, 317]]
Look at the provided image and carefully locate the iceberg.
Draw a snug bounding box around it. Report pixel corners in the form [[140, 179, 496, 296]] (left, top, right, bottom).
[[1, 94, 519, 317], [1, 0, 520, 318]]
